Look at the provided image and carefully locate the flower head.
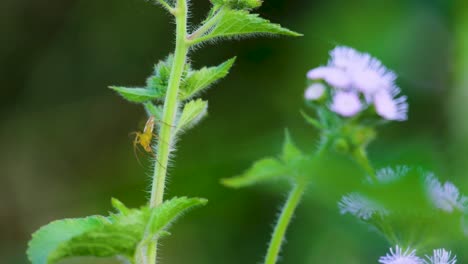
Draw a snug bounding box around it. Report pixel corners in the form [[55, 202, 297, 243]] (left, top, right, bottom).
[[375, 166, 410, 183], [306, 46, 408, 121], [329, 46, 397, 95], [304, 83, 326, 101], [374, 87, 408, 121], [330, 91, 363, 117], [424, 249, 457, 264], [338, 193, 388, 220], [426, 174, 467, 213], [379, 246, 424, 264]]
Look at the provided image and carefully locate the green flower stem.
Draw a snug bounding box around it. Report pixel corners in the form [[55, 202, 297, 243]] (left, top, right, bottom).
[[187, 8, 225, 43], [352, 147, 376, 180], [150, 0, 188, 208], [264, 181, 307, 264], [147, 0, 189, 263]]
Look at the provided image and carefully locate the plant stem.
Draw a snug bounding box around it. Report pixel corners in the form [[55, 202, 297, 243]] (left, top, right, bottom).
[[187, 8, 224, 43], [352, 147, 376, 181], [264, 182, 307, 264], [150, 0, 188, 208], [146, 0, 188, 263]]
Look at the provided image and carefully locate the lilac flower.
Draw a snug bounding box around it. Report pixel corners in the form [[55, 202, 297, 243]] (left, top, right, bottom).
[[374, 87, 408, 121], [375, 166, 410, 183], [306, 46, 408, 121], [426, 174, 467, 213], [329, 46, 397, 95], [424, 249, 457, 264], [307, 66, 351, 89], [304, 83, 326, 100], [338, 193, 388, 220], [379, 246, 424, 264], [330, 91, 362, 117]]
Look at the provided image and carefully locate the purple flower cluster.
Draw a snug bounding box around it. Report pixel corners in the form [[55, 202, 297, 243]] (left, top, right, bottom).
[[305, 46, 408, 121]]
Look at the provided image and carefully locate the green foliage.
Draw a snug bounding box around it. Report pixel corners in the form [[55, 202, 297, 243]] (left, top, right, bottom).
[[144, 197, 208, 241], [300, 110, 323, 130], [110, 55, 176, 103], [222, 158, 288, 188], [190, 9, 302, 45], [211, 0, 263, 10], [27, 197, 207, 264], [281, 130, 303, 163], [27, 216, 107, 264], [144, 102, 164, 121], [109, 87, 163, 103], [180, 58, 236, 100], [223, 132, 310, 188], [175, 99, 208, 134]]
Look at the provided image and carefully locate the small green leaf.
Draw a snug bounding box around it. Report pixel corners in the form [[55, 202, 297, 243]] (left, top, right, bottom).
[[46, 205, 149, 263], [222, 158, 288, 188], [110, 54, 177, 104], [175, 99, 208, 134], [144, 102, 164, 121], [190, 9, 302, 45], [211, 0, 263, 10], [111, 198, 130, 215], [27, 197, 207, 264], [180, 57, 236, 100], [109, 86, 164, 103], [281, 130, 303, 163], [145, 197, 208, 239], [27, 216, 108, 264], [147, 54, 174, 94], [300, 110, 323, 129]]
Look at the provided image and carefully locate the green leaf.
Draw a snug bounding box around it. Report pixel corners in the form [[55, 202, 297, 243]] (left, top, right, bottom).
[[109, 86, 164, 103], [281, 130, 303, 163], [110, 54, 177, 103], [144, 197, 208, 240], [211, 0, 263, 10], [147, 54, 174, 94], [27, 216, 108, 264], [47, 204, 149, 263], [180, 57, 236, 100], [144, 102, 164, 121], [175, 99, 208, 134], [28, 197, 207, 264], [222, 158, 288, 188], [190, 9, 302, 45], [300, 110, 323, 129]]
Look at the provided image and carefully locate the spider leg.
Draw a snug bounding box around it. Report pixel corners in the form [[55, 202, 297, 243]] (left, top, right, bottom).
[[132, 134, 144, 167]]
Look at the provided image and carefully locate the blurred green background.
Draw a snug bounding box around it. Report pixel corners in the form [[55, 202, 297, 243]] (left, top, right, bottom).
[[1, 0, 467, 263]]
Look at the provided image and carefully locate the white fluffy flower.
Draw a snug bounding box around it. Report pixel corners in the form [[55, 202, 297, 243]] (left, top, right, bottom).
[[426, 174, 467, 213], [374, 87, 408, 121], [304, 83, 326, 100], [328, 46, 397, 95], [375, 166, 410, 183], [307, 66, 352, 89], [379, 246, 424, 264], [330, 91, 362, 117], [306, 46, 408, 121], [338, 193, 388, 220], [424, 249, 457, 264]]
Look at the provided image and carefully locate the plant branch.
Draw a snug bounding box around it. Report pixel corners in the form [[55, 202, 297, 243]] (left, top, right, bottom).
[[146, 0, 189, 263], [264, 182, 307, 264], [187, 8, 225, 44]]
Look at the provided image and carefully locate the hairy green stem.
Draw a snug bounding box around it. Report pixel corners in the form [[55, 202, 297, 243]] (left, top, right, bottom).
[[150, 0, 188, 208], [264, 182, 307, 264], [187, 8, 225, 43], [146, 0, 189, 263]]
